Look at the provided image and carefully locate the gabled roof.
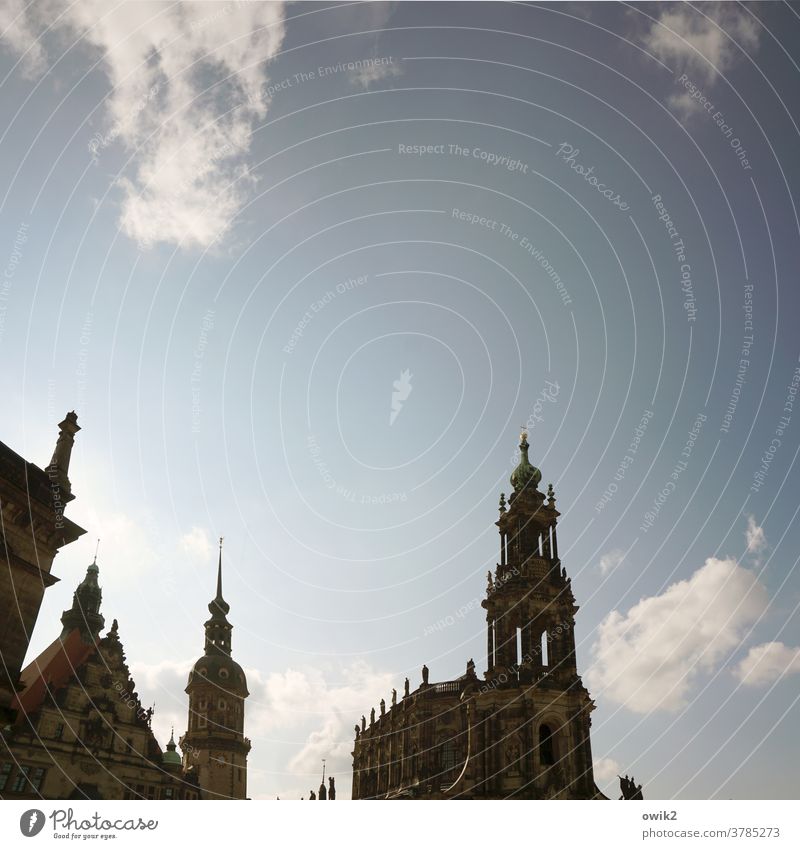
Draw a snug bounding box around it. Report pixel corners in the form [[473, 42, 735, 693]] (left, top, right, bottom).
[[11, 629, 97, 718]]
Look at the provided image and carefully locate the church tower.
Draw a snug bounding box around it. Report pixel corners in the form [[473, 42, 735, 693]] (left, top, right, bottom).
[[59, 553, 104, 642], [482, 429, 596, 797], [352, 430, 602, 798], [181, 540, 250, 799]]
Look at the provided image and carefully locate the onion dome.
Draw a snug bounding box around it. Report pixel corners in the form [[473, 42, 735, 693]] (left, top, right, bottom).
[[510, 430, 541, 492]]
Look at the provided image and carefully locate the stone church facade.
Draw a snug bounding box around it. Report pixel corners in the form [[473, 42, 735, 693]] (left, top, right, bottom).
[[0, 415, 249, 800], [351, 432, 605, 799]]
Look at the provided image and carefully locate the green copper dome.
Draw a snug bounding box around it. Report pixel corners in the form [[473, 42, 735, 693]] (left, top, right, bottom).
[[510, 431, 541, 492], [162, 729, 182, 767]]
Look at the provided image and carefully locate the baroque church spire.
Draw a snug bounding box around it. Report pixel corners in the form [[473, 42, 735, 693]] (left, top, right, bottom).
[[203, 538, 233, 657], [60, 548, 104, 641]]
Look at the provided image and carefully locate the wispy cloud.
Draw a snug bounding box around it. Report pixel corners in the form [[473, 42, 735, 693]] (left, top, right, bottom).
[[598, 549, 625, 577], [637, 3, 761, 119], [349, 58, 402, 90], [0, 1, 287, 250], [745, 515, 767, 556], [640, 3, 761, 83]]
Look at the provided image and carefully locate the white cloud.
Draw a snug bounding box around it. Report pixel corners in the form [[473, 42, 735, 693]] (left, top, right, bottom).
[[745, 515, 767, 556], [641, 3, 761, 84], [130, 656, 393, 797], [180, 526, 214, 560], [599, 549, 625, 576], [593, 756, 621, 786], [0, 1, 287, 250], [251, 661, 393, 797], [0, 0, 47, 77], [734, 642, 800, 687], [589, 557, 769, 713]]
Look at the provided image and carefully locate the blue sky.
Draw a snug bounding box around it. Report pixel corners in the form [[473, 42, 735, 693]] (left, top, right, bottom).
[[1, 1, 799, 799]]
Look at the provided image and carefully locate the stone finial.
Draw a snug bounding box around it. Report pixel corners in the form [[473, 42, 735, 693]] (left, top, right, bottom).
[[499, 492, 506, 513], [370, 707, 375, 725], [48, 411, 80, 496], [547, 482, 556, 506], [404, 678, 410, 697], [391, 688, 397, 706], [380, 698, 385, 716], [421, 664, 429, 686], [361, 715, 366, 732]]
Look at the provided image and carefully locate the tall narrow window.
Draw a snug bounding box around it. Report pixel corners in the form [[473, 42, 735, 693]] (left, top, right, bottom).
[[541, 631, 549, 666], [516, 627, 523, 665], [440, 739, 458, 771], [11, 766, 30, 793], [30, 768, 46, 791], [539, 724, 555, 766]]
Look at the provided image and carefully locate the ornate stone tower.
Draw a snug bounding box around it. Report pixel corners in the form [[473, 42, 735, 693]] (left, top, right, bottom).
[[352, 430, 601, 798], [181, 540, 250, 799], [59, 554, 105, 642], [482, 429, 596, 797]]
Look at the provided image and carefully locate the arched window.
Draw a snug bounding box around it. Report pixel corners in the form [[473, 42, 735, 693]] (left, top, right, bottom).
[[539, 723, 555, 766]]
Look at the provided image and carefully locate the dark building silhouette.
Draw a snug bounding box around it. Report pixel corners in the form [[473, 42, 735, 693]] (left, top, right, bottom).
[[181, 539, 251, 799], [0, 417, 250, 800], [352, 431, 605, 799], [0, 413, 85, 721]]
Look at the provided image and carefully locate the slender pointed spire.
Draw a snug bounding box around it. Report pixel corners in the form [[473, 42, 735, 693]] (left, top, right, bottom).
[[217, 537, 223, 596], [204, 536, 232, 655], [209, 536, 230, 618]]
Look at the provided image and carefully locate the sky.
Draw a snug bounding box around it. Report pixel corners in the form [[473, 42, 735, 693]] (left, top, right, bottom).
[[1, 1, 799, 800]]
